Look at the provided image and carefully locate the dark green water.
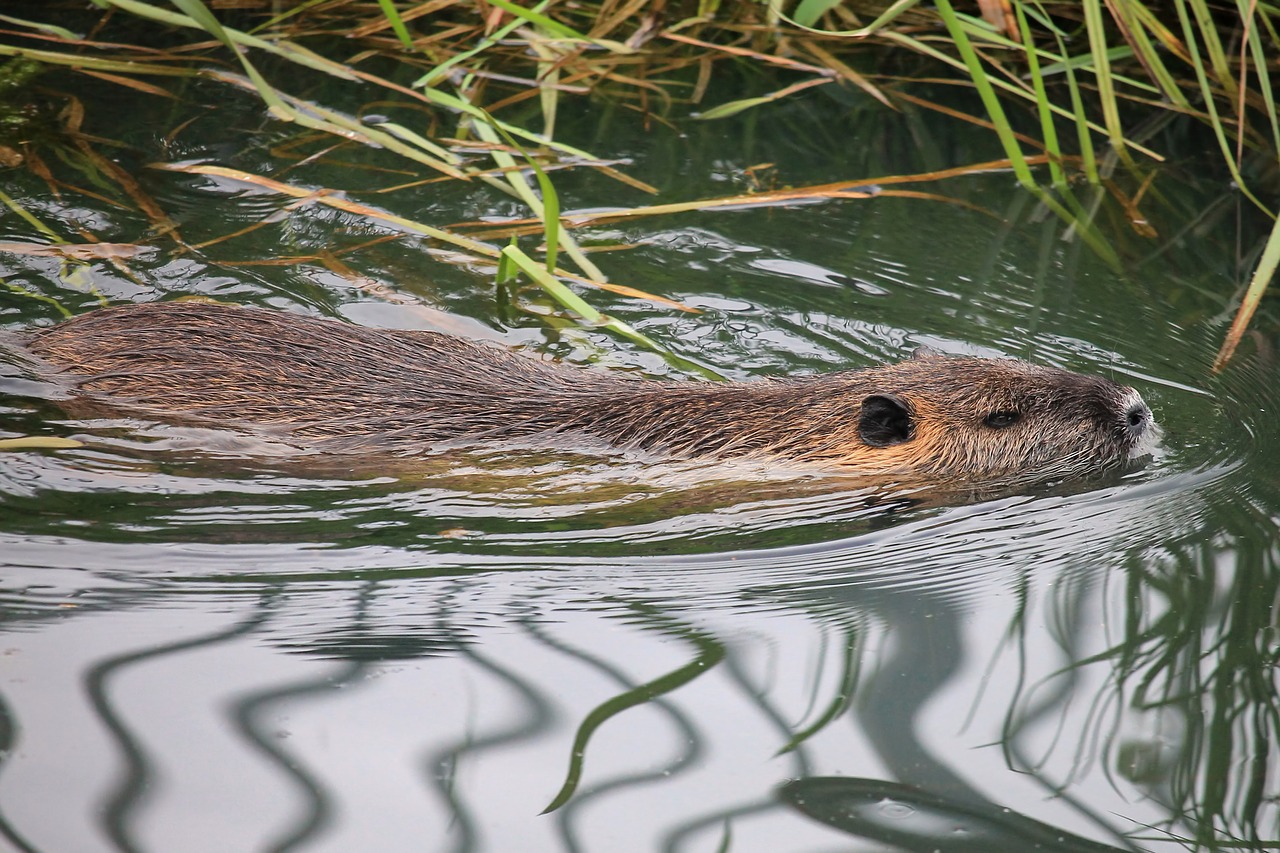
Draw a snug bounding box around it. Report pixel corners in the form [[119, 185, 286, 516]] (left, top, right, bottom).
[[0, 45, 1276, 853]]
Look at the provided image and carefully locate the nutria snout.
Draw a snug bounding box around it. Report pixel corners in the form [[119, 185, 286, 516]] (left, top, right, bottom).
[[22, 302, 1154, 482]]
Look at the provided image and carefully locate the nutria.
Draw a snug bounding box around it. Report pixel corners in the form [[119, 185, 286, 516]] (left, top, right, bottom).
[[22, 302, 1153, 482]]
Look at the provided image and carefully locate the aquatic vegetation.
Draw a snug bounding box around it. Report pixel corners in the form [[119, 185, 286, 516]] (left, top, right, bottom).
[[0, 0, 1273, 360]]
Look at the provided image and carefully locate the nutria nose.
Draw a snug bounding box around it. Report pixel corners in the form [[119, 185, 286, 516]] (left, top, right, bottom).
[[1123, 399, 1152, 436]]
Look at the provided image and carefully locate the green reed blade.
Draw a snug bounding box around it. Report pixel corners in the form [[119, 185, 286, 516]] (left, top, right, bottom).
[[501, 244, 660, 351], [2, 280, 71, 316], [792, 0, 845, 27], [884, 29, 1161, 162], [0, 43, 195, 76], [161, 0, 290, 120], [417, 85, 599, 162], [1082, 0, 1129, 164], [245, 0, 328, 34], [696, 77, 832, 120], [414, 0, 553, 89], [0, 188, 64, 242], [288, 104, 465, 178], [496, 236, 520, 284], [92, 0, 359, 81], [932, 0, 1034, 189], [373, 0, 413, 49], [1110, 0, 1190, 107], [499, 245, 720, 377], [1040, 12, 1101, 185], [0, 14, 80, 39], [1236, 0, 1279, 152], [1032, 186, 1121, 270], [1186, 0, 1239, 103], [527, 38, 561, 140], [484, 0, 588, 40], [468, 118, 581, 279], [471, 0, 632, 53], [771, 0, 923, 37], [537, 163, 560, 276], [204, 71, 468, 179], [1015, 2, 1064, 188], [480, 117, 563, 274], [1172, 0, 1270, 213], [361, 120, 463, 167]]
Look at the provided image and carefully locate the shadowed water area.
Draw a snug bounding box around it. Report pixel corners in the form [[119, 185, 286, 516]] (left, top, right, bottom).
[[0, 24, 1276, 853]]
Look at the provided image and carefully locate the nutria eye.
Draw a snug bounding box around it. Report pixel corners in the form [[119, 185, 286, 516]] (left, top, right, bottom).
[[983, 411, 1020, 429]]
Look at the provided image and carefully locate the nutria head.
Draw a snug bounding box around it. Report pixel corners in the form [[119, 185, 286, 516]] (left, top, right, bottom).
[[824, 349, 1153, 481]]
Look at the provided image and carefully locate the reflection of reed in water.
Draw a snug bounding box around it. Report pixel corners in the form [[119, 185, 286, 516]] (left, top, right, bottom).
[[780, 776, 1128, 852], [999, 502, 1280, 852], [759, 569, 1148, 853], [474, 609, 706, 853], [0, 691, 36, 852], [0, 480, 1209, 853], [421, 588, 555, 853], [86, 600, 277, 852]]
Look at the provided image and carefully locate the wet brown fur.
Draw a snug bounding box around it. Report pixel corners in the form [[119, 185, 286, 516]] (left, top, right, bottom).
[[23, 302, 1153, 482]]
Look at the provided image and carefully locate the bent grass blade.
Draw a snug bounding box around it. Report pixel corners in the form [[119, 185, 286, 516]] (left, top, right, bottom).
[[694, 77, 834, 120], [453, 158, 1054, 238], [501, 245, 718, 374], [160, 0, 290, 121], [147, 164, 694, 313], [203, 71, 468, 180], [767, 0, 924, 38], [932, 0, 1034, 189], [373, 0, 413, 50], [502, 245, 652, 351], [91, 0, 361, 81]]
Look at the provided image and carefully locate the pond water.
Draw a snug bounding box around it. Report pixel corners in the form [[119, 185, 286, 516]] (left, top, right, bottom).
[[0, 47, 1277, 853]]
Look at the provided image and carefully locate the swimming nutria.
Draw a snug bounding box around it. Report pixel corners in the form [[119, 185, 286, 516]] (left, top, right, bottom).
[[22, 302, 1153, 482]]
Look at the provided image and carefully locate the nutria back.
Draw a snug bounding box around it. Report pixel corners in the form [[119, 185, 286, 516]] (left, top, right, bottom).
[[24, 302, 1154, 482]]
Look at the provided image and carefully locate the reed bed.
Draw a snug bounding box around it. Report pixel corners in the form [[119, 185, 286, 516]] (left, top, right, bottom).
[[0, 0, 1275, 363]]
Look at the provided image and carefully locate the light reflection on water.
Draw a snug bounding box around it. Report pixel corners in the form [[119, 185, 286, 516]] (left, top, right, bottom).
[[0, 470, 1251, 853], [0, 438, 1243, 851]]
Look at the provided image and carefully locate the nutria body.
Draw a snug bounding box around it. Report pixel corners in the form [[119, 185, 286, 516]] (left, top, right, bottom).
[[23, 302, 1153, 482]]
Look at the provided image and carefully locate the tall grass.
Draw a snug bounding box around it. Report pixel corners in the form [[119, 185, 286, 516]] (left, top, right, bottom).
[[2, 0, 1275, 361]]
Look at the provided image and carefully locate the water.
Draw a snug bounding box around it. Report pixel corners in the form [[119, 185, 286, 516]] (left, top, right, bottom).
[[0, 53, 1276, 853]]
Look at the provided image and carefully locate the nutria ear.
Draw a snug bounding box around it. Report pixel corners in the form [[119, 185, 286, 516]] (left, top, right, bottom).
[[858, 394, 914, 447], [910, 345, 945, 360]]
